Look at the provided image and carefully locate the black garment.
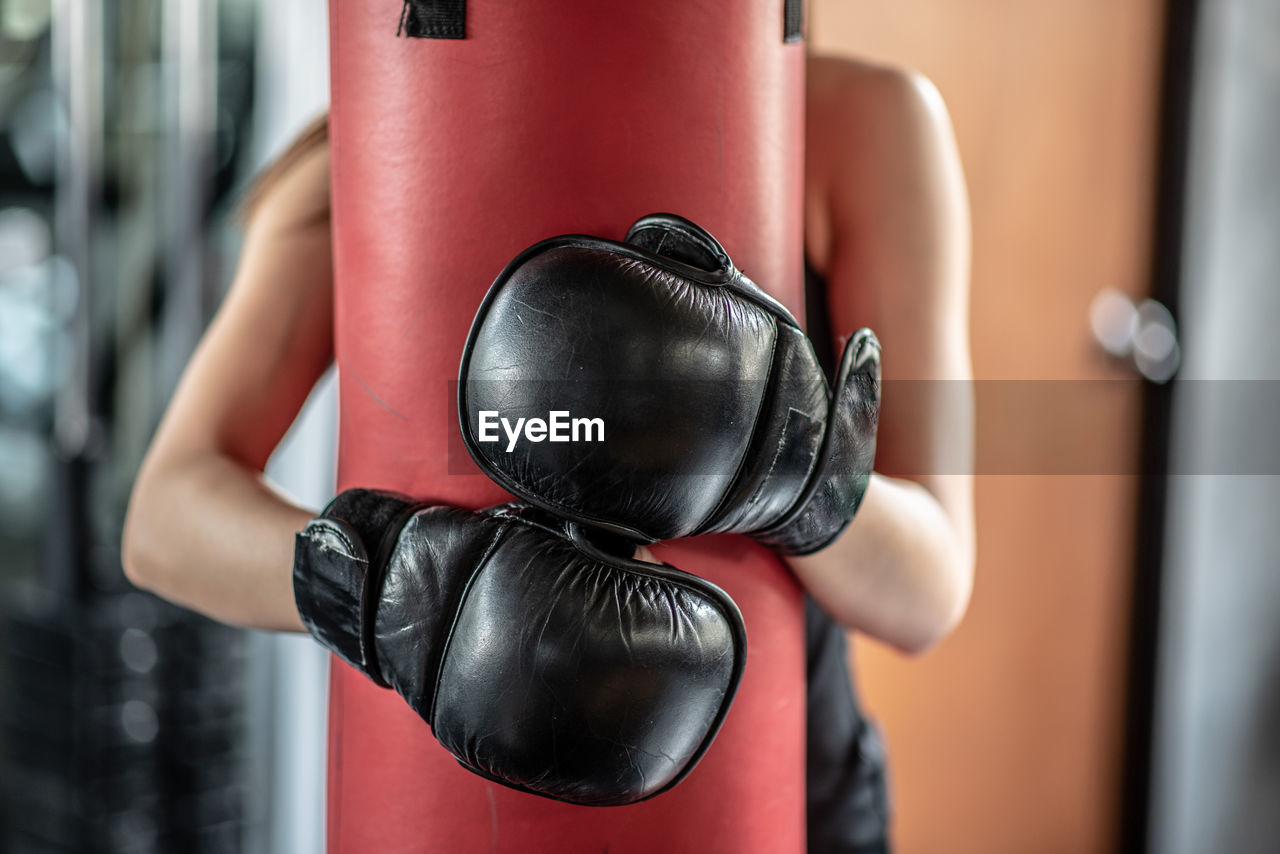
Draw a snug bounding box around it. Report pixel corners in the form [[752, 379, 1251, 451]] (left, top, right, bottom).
[[804, 258, 892, 853], [805, 597, 891, 853]]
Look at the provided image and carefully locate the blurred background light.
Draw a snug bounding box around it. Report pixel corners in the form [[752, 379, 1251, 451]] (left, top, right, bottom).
[[0, 205, 50, 270], [2, 0, 52, 42], [8, 89, 63, 185]]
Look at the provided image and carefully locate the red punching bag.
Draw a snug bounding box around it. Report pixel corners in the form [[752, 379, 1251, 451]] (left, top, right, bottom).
[[327, 2, 807, 850]]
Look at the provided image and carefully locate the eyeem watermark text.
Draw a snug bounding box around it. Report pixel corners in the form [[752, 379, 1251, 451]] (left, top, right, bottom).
[[477, 410, 605, 452]]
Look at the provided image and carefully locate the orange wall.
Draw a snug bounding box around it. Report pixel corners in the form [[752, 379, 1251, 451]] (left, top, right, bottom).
[[810, 3, 1165, 852]]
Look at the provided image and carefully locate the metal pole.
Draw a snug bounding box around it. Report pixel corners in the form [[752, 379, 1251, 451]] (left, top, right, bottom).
[[159, 0, 218, 397], [51, 0, 102, 460]]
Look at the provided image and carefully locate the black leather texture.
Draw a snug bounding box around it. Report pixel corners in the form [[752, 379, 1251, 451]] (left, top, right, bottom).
[[754, 329, 881, 555], [293, 489, 746, 806], [459, 213, 880, 555]]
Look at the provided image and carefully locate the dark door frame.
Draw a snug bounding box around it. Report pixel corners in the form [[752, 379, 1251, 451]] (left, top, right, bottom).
[[1119, 1, 1201, 851]]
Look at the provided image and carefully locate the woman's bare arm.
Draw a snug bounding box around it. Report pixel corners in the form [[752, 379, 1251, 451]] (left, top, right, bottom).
[[790, 57, 976, 654], [122, 144, 334, 632]]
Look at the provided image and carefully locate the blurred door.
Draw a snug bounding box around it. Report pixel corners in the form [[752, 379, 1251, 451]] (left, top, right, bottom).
[[811, 2, 1164, 853]]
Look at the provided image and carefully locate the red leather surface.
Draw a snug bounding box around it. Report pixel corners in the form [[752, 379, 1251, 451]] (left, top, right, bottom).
[[328, 2, 806, 850]]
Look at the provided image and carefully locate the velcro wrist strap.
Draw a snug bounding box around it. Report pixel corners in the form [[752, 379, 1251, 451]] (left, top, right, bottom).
[[754, 331, 879, 555], [294, 518, 378, 679]]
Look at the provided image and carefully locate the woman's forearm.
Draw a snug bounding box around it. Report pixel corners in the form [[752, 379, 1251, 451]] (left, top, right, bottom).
[[787, 473, 974, 654], [123, 452, 313, 633]]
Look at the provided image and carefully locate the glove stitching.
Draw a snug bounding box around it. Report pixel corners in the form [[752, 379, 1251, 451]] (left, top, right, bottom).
[[427, 516, 516, 728], [307, 519, 358, 558], [694, 321, 783, 535], [757, 332, 879, 552], [749, 406, 818, 515], [358, 502, 429, 688]]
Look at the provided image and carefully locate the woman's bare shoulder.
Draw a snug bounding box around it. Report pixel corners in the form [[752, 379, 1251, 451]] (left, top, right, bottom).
[[808, 53, 909, 96], [803, 51, 967, 320], [806, 53, 947, 146], [246, 138, 331, 238], [805, 55, 945, 272]]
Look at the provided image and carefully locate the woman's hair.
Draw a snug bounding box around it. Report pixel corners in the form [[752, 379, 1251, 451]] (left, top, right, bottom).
[[237, 112, 330, 225]]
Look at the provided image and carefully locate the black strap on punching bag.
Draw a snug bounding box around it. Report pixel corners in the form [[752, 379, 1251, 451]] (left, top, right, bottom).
[[784, 0, 803, 42], [399, 0, 801, 43], [399, 0, 465, 40]]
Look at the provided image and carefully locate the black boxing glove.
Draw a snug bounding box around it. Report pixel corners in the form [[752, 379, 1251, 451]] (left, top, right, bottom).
[[293, 488, 745, 806], [459, 213, 879, 556]]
